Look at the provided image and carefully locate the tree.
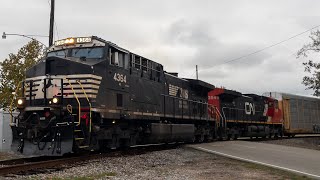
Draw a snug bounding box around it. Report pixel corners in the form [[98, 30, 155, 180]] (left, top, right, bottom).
[[0, 40, 45, 108], [297, 30, 320, 96]]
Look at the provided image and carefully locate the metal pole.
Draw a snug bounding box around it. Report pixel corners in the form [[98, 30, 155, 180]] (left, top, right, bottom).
[[3, 33, 48, 48], [49, 0, 55, 46], [196, 65, 198, 80]]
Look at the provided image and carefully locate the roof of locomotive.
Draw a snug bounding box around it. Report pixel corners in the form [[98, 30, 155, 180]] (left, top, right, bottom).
[[183, 78, 215, 91], [209, 88, 242, 97], [49, 36, 163, 68]]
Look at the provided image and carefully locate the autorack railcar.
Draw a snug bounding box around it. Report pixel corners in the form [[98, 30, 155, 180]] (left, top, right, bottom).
[[263, 92, 320, 136]]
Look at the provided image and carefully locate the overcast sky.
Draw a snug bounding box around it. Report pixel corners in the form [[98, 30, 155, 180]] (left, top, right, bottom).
[[0, 0, 319, 96]]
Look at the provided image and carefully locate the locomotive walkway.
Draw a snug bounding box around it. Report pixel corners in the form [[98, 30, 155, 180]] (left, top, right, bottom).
[[188, 141, 320, 179]]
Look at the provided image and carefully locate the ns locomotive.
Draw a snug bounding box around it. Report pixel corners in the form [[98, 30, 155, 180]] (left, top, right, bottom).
[[10, 36, 216, 156]]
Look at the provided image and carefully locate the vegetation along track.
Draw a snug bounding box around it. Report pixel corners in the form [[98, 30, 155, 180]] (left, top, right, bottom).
[[0, 143, 180, 177]]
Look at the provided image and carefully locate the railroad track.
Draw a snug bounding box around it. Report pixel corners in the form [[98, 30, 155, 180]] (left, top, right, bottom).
[[1, 154, 106, 177], [0, 143, 180, 177]]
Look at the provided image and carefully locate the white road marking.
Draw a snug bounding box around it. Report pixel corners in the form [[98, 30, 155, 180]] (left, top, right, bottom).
[[210, 144, 223, 147], [196, 147, 320, 179]]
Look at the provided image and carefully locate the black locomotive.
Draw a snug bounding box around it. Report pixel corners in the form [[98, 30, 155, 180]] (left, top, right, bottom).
[[11, 36, 215, 156]]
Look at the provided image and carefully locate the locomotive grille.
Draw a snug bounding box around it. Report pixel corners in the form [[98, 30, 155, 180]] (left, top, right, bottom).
[[25, 74, 102, 100]]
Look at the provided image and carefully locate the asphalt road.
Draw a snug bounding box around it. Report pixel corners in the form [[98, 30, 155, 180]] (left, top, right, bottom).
[[188, 141, 320, 179]]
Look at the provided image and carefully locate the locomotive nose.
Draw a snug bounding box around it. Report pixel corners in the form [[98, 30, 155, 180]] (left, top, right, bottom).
[[26, 56, 93, 78]]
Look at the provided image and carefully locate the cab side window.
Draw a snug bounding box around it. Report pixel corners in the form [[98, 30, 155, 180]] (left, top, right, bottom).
[[124, 54, 129, 69], [118, 52, 124, 67], [110, 47, 129, 69], [109, 48, 118, 66]]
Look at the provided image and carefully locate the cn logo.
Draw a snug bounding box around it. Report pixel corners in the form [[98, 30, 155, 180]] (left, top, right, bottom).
[[245, 102, 255, 115]]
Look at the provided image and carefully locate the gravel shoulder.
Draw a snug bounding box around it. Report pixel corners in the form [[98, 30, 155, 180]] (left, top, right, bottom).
[[257, 136, 320, 151], [5, 146, 311, 180], [0, 152, 24, 161]]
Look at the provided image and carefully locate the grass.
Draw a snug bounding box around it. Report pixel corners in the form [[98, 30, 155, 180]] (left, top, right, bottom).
[[241, 161, 312, 180]]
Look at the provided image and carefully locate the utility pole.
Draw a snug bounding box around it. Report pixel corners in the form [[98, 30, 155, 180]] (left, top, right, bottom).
[[196, 65, 198, 80], [49, 0, 55, 46]]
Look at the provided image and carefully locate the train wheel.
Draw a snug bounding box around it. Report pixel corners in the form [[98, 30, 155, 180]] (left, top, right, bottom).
[[233, 134, 238, 140], [227, 134, 231, 140], [231, 134, 235, 140], [269, 133, 273, 139], [198, 134, 205, 143], [191, 135, 196, 143]]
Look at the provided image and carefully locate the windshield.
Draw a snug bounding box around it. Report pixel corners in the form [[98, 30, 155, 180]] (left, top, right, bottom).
[[47, 50, 67, 58], [71, 47, 104, 59], [47, 47, 104, 59]]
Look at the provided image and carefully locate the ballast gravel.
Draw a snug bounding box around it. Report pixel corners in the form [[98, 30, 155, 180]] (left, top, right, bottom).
[[9, 146, 305, 180]]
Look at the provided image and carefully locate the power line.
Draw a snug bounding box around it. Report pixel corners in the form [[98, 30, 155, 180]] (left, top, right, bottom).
[[205, 24, 320, 69]]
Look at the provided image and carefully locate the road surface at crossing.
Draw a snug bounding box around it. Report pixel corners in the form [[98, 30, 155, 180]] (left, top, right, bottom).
[[188, 140, 320, 179]]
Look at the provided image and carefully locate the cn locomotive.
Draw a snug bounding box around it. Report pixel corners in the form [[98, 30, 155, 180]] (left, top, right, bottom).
[[208, 88, 283, 140], [10, 36, 320, 156], [10, 36, 216, 156]]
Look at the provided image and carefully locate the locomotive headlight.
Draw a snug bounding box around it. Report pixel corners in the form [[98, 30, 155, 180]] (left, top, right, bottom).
[[17, 97, 26, 109], [52, 97, 59, 104], [17, 99, 23, 105], [50, 96, 61, 107]]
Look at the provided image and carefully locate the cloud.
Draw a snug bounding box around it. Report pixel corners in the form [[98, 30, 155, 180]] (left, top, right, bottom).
[[161, 19, 272, 72], [0, 0, 319, 97]]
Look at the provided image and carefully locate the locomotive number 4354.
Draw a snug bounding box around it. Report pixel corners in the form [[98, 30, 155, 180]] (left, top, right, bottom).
[[114, 73, 127, 83]]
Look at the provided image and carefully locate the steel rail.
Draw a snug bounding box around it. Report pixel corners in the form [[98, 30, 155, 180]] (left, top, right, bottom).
[[0, 154, 100, 176]]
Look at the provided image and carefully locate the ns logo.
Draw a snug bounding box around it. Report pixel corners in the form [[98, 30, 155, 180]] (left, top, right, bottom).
[[244, 102, 255, 115]]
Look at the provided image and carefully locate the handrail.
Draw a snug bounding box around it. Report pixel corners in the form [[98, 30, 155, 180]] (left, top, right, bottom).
[[221, 107, 233, 129], [213, 106, 224, 122], [9, 81, 21, 124], [67, 79, 81, 125], [162, 93, 215, 120], [77, 80, 92, 133]]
